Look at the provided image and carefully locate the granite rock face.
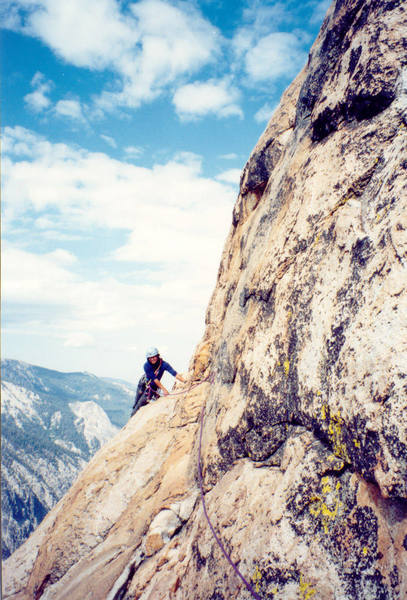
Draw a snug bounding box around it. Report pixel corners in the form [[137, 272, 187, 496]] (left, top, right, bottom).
[[3, 0, 407, 598]]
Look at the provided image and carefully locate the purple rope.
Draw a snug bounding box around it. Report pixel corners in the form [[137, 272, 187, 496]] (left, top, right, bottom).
[[198, 402, 263, 600], [167, 374, 212, 397]]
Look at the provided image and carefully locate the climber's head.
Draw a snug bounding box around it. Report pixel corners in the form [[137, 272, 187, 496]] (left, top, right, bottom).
[[146, 347, 159, 363]]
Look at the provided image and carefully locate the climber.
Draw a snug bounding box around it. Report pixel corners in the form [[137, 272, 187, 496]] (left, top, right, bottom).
[[131, 347, 187, 416]]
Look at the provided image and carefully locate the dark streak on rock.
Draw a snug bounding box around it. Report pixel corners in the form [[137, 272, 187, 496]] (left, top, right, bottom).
[[192, 541, 207, 571], [349, 45, 363, 74], [112, 562, 137, 600], [209, 591, 225, 600], [327, 320, 349, 365], [351, 237, 374, 269]]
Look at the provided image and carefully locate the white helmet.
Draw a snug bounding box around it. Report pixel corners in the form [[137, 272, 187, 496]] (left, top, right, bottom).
[[146, 346, 159, 358]]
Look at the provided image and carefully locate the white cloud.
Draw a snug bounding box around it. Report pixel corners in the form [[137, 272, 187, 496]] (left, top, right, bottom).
[[64, 332, 95, 348], [55, 99, 85, 121], [232, 1, 290, 62], [4, 0, 221, 112], [24, 72, 52, 112], [220, 153, 238, 160], [216, 169, 241, 185], [100, 135, 117, 148], [12, 0, 136, 69], [2, 246, 78, 306], [173, 79, 243, 120], [2, 126, 235, 376], [254, 102, 277, 123], [245, 32, 307, 82], [124, 145, 143, 159], [48, 249, 78, 265], [3, 127, 233, 239], [241, 1, 290, 34]]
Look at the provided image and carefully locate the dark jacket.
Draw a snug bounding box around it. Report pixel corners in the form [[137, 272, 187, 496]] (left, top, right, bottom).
[[144, 359, 177, 390]]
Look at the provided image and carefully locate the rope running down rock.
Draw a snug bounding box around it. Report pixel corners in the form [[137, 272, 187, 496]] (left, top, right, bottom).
[[197, 386, 263, 600], [167, 374, 262, 598]]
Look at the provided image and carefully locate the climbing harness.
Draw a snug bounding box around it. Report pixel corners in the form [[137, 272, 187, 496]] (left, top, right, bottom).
[[144, 359, 164, 402]]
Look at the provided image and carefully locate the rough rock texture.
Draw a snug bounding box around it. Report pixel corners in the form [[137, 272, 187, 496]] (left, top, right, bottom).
[[3, 0, 407, 598]]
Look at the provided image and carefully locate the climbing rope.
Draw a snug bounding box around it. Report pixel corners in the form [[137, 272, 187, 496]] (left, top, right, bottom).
[[198, 398, 263, 600], [166, 373, 212, 397], [167, 372, 262, 597]]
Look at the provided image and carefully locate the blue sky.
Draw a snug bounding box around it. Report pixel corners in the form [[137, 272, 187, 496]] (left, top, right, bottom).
[[1, 0, 330, 383]]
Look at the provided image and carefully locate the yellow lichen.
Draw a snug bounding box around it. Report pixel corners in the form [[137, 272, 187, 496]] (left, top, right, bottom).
[[313, 233, 321, 247], [353, 438, 361, 448], [363, 546, 368, 556], [308, 475, 342, 534], [284, 359, 290, 376], [299, 574, 316, 599], [321, 476, 332, 494], [327, 409, 350, 461], [252, 565, 262, 593]]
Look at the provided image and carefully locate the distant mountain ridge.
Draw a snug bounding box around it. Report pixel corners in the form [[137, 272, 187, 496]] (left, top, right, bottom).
[[1, 359, 137, 559], [1, 358, 136, 427]]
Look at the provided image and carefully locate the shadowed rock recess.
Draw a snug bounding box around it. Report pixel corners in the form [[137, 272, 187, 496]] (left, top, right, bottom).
[[3, 1, 407, 598]]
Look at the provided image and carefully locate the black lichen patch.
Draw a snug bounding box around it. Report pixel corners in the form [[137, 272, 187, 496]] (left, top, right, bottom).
[[350, 569, 391, 600], [389, 565, 400, 590], [218, 380, 292, 468], [382, 429, 407, 463], [311, 88, 396, 142], [351, 236, 374, 269], [225, 282, 237, 306], [239, 286, 253, 309], [218, 427, 247, 465], [292, 238, 308, 255], [348, 89, 396, 122], [245, 424, 289, 462], [240, 138, 282, 197], [253, 563, 299, 597], [347, 162, 378, 198], [349, 506, 378, 560], [298, 0, 366, 119], [209, 591, 225, 600], [326, 320, 349, 365], [297, 0, 402, 140], [349, 45, 362, 74], [312, 104, 343, 141], [245, 389, 290, 429], [347, 420, 381, 483], [239, 283, 276, 317], [336, 283, 363, 316], [216, 341, 237, 385], [192, 541, 207, 571], [403, 535, 407, 551], [328, 505, 386, 599], [375, 0, 404, 13]]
